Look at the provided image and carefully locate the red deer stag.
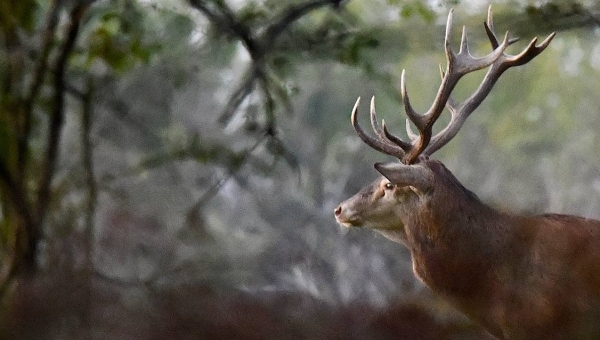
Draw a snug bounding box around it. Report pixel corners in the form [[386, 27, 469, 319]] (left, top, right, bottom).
[[334, 8, 600, 340]]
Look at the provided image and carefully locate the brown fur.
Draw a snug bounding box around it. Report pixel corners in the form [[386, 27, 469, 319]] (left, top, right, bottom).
[[335, 159, 600, 339]]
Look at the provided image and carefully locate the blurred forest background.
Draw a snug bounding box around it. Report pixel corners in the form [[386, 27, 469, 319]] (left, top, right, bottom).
[[2, 0, 600, 339]]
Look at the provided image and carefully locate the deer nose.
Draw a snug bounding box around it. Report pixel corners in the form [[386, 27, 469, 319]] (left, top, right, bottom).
[[334, 205, 342, 216]]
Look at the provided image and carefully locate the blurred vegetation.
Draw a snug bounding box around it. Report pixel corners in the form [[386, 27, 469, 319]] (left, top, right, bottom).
[[2, 0, 600, 338]]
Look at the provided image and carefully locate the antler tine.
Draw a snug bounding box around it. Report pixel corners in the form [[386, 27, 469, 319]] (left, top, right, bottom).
[[404, 119, 418, 141], [369, 96, 385, 139], [444, 9, 455, 61], [351, 97, 407, 159], [486, 5, 499, 48], [485, 7, 554, 70], [459, 25, 469, 56], [485, 5, 521, 48], [371, 97, 412, 151], [503, 33, 556, 68], [382, 120, 412, 150], [400, 70, 424, 130], [424, 7, 556, 156]]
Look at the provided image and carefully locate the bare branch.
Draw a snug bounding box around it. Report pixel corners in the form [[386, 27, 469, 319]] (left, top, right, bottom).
[[188, 131, 270, 217], [37, 2, 90, 232], [217, 65, 262, 124], [0, 160, 34, 228], [188, 0, 258, 56], [263, 0, 344, 46], [20, 0, 62, 174], [192, 0, 344, 126]]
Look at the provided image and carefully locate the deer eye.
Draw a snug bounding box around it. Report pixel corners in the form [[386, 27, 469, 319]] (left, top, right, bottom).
[[384, 182, 394, 190]]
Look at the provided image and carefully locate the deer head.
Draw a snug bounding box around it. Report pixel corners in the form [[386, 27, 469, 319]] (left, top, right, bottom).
[[335, 7, 554, 235]]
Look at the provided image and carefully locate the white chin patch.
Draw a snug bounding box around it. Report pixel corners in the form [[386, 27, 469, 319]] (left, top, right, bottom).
[[340, 222, 354, 228]]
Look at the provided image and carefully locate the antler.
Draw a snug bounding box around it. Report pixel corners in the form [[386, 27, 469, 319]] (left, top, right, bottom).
[[352, 7, 555, 164]]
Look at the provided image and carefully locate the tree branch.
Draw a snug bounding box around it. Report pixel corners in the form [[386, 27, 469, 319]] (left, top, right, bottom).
[[191, 0, 345, 125], [263, 0, 343, 45], [36, 2, 90, 238], [188, 0, 258, 56], [0, 161, 33, 228], [217, 64, 262, 124], [20, 0, 62, 175]]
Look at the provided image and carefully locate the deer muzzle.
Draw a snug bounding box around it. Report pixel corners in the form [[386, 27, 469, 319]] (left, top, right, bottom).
[[334, 203, 363, 228]]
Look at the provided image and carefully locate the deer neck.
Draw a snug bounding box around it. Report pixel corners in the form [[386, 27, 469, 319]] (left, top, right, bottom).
[[405, 173, 513, 304], [374, 229, 409, 247]]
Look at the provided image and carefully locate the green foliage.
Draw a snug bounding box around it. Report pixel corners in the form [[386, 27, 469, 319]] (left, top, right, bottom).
[[237, 2, 269, 26], [337, 33, 380, 65], [399, 2, 435, 22], [0, 0, 38, 32], [84, 5, 159, 72]]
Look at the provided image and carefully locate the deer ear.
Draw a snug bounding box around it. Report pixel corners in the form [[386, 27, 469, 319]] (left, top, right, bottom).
[[374, 162, 434, 193]]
